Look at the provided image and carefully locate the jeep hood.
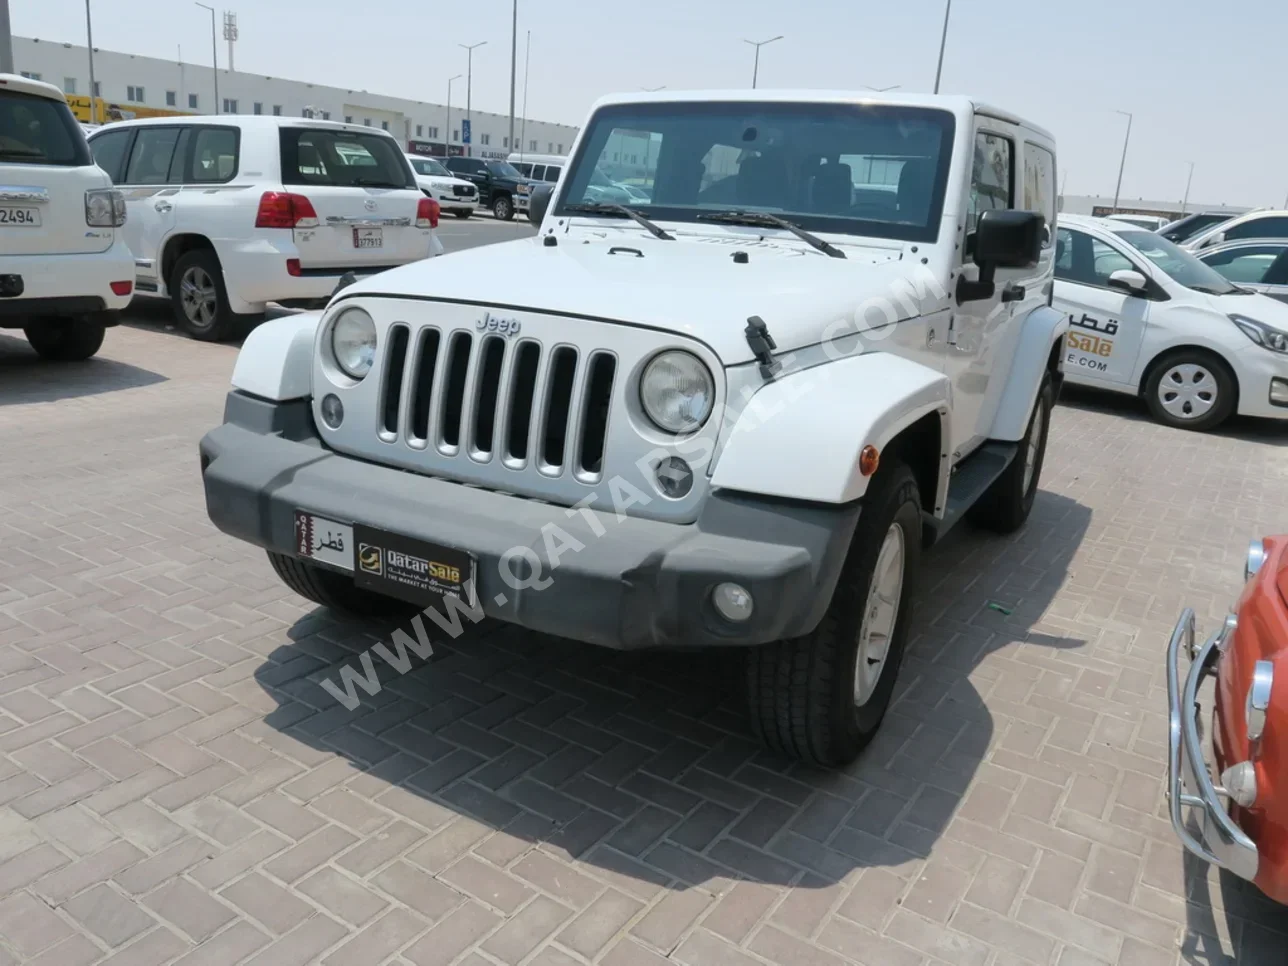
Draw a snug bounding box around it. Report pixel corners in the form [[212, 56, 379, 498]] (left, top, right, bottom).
[[342, 236, 943, 365]]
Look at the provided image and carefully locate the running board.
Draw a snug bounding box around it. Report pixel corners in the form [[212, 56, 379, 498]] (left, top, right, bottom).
[[922, 441, 1018, 545]]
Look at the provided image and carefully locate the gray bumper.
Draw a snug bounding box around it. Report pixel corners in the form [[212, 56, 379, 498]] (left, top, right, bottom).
[[199, 392, 860, 650]]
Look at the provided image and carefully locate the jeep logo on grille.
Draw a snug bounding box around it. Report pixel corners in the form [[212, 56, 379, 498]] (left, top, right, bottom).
[[476, 312, 521, 338]]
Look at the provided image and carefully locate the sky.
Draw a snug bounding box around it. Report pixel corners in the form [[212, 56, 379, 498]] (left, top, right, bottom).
[[11, 0, 1287, 208]]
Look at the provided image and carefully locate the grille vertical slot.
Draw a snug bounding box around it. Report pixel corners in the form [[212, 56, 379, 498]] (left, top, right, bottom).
[[408, 327, 442, 443], [540, 347, 579, 473], [439, 331, 473, 451], [380, 324, 410, 438], [504, 341, 542, 466], [471, 337, 507, 459], [577, 353, 617, 479]]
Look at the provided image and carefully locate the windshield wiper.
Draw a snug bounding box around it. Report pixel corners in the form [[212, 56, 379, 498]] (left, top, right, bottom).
[[565, 202, 674, 240], [695, 210, 846, 259]]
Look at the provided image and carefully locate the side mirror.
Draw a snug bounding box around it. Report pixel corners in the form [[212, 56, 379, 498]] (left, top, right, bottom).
[[958, 210, 1045, 303], [528, 183, 554, 227], [1204, 231, 1226, 249], [1108, 268, 1148, 295]]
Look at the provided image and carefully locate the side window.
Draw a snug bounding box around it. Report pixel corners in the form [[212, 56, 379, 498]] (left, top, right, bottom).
[[967, 131, 1012, 234], [123, 127, 180, 185], [1090, 237, 1135, 288], [512, 162, 531, 177], [188, 127, 238, 183], [88, 128, 132, 182], [1227, 216, 1288, 241], [1023, 143, 1057, 248], [546, 165, 562, 181], [1267, 251, 1288, 286], [1202, 246, 1281, 284], [1054, 228, 1075, 279], [165, 128, 192, 184]]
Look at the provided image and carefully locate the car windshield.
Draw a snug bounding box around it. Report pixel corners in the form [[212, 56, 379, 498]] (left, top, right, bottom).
[[411, 156, 451, 177], [488, 160, 523, 178], [555, 100, 956, 243], [1161, 212, 1231, 243], [279, 128, 413, 188], [1117, 230, 1242, 295], [0, 89, 91, 166]]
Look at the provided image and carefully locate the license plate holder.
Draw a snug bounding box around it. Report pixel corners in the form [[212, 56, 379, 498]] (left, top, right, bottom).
[[353, 227, 383, 249], [0, 207, 41, 227], [353, 525, 477, 608], [294, 511, 354, 570]]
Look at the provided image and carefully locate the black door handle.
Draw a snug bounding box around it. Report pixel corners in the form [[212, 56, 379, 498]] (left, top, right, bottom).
[[1001, 283, 1026, 303]]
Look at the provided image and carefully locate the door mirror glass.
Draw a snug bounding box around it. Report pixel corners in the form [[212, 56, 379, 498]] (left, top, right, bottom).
[[1107, 268, 1148, 295], [528, 183, 554, 226], [974, 209, 1044, 270]]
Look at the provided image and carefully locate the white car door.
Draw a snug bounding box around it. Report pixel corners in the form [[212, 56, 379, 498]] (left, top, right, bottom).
[[1052, 227, 1152, 386], [112, 126, 183, 286]]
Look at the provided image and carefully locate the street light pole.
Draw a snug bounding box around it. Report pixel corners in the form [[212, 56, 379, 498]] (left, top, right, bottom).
[[520, 31, 530, 160], [1181, 161, 1195, 215], [84, 0, 97, 123], [194, 3, 218, 114], [508, 0, 517, 158], [459, 41, 486, 157], [0, 0, 14, 75], [933, 0, 952, 93], [1111, 110, 1132, 213], [445, 74, 461, 157], [743, 36, 783, 89]]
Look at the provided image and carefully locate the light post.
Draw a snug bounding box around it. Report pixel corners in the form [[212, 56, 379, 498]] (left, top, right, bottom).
[[459, 41, 487, 157], [84, 0, 97, 123], [1111, 110, 1133, 214], [0, 0, 12, 74], [933, 0, 952, 93], [1181, 161, 1195, 215], [194, 2, 218, 114], [445, 74, 462, 157], [519, 31, 530, 159], [508, 0, 517, 159], [744, 36, 782, 89]]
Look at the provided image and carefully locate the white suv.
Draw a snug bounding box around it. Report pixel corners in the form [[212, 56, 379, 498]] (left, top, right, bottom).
[[0, 74, 133, 361], [87, 116, 443, 341], [405, 154, 478, 218]]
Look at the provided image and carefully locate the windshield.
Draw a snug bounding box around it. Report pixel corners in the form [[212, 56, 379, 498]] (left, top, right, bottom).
[[555, 101, 955, 243], [410, 156, 451, 177], [488, 160, 523, 179], [279, 129, 414, 188], [1117, 230, 1241, 295]]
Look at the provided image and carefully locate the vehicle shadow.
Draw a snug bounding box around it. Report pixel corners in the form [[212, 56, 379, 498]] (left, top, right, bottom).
[[0, 332, 167, 404], [117, 297, 288, 346], [252, 490, 1091, 892], [1058, 383, 1288, 446]]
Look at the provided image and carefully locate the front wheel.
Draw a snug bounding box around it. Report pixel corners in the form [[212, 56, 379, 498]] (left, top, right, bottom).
[[23, 318, 106, 361], [746, 461, 922, 767], [1144, 351, 1236, 431], [492, 195, 514, 220], [170, 249, 235, 341]]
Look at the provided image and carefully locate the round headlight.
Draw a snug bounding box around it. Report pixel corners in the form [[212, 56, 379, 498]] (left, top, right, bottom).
[[640, 351, 714, 433], [331, 308, 377, 379]]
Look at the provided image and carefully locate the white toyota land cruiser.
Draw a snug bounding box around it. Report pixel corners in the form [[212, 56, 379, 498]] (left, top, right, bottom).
[[200, 91, 1068, 767]]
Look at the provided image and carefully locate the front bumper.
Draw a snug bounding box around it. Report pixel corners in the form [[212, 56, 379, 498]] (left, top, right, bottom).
[[1166, 609, 1260, 882], [1233, 343, 1288, 420], [0, 238, 134, 321], [200, 392, 859, 650]]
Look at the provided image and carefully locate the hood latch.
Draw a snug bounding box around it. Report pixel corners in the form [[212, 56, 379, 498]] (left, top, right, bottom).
[[745, 316, 781, 381]]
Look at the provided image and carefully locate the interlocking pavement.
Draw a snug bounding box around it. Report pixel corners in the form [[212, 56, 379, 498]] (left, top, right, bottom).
[[1, 312, 1287, 966]]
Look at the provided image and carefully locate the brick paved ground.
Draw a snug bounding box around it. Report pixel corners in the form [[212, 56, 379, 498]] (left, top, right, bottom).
[[1, 309, 1287, 966]]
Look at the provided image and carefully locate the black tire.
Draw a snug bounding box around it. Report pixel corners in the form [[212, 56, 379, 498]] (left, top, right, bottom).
[[170, 248, 235, 341], [492, 194, 514, 220], [267, 552, 408, 618], [969, 374, 1053, 534], [23, 318, 106, 361], [455, 209, 473, 219], [1143, 349, 1237, 431], [746, 461, 922, 767]]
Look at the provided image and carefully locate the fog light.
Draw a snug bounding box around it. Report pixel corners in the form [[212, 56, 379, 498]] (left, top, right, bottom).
[[654, 457, 693, 499], [712, 582, 754, 623], [1221, 761, 1258, 808], [1270, 378, 1288, 407], [320, 394, 344, 429]]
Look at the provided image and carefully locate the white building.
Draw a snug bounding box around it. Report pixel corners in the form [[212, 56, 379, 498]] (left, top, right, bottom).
[[12, 35, 578, 161]]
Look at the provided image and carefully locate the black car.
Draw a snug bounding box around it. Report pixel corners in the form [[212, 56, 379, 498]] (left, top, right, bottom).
[[442, 157, 538, 221], [1158, 211, 1236, 245]]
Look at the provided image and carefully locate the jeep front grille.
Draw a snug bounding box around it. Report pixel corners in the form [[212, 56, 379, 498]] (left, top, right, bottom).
[[378, 325, 617, 481]]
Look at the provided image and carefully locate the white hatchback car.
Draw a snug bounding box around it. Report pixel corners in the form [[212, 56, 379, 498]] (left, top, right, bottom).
[[87, 116, 443, 341], [0, 74, 133, 361], [405, 154, 478, 218], [1054, 215, 1288, 430]]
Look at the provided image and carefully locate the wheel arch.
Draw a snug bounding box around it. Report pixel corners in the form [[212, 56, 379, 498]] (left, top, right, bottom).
[[160, 233, 217, 291], [1137, 343, 1241, 405]]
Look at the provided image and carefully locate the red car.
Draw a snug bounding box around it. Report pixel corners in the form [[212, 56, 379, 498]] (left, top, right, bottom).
[[1168, 537, 1285, 903]]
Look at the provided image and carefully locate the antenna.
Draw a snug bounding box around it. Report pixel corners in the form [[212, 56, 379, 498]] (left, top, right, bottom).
[[222, 11, 238, 72]]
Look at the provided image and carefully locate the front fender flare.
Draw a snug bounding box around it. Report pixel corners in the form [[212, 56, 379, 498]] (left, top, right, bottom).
[[710, 352, 951, 505], [229, 311, 322, 401], [988, 305, 1069, 442]]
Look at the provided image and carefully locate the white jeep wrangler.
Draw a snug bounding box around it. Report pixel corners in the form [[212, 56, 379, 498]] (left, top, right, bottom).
[[200, 91, 1067, 767]]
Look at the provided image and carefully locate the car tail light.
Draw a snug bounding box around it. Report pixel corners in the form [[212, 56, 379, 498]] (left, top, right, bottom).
[[85, 188, 126, 227], [417, 197, 440, 229], [110, 280, 133, 296], [255, 192, 319, 229]]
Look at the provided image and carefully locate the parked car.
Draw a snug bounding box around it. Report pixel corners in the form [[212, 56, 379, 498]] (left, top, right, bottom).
[[0, 73, 133, 361], [199, 90, 1066, 767], [1168, 537, 1285, 905], [1184, 209, 1288, 252], [86, 116, 442, 340], [1199, 241, 1288, 303], [405, 153, 477, 219], [1054, 215, 1288, 431], [508, 153, 565, 185], [1104, 213, 1169, 231], [1159, 210, 1239, 245], [442, 156, 536, 220]]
